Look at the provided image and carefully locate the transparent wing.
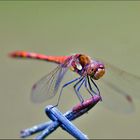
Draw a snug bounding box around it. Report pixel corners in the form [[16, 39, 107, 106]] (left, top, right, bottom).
[[31, 57, 73, 103], [98, 61, 140, 113]]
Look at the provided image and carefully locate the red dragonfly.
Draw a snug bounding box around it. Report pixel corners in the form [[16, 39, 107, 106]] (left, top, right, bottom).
[[10, 51, 140, 113]]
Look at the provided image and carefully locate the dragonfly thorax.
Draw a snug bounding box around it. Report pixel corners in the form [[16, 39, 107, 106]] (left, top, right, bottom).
[[70, 54, 91, 74]]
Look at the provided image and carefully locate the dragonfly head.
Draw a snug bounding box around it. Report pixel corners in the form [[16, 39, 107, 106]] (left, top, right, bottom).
[[86, 60, 105, 80]]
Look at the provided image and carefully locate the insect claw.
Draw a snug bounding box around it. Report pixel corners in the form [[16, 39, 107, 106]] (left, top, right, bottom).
[[80, 99, 84, 105], [53, 104, 58, 108]]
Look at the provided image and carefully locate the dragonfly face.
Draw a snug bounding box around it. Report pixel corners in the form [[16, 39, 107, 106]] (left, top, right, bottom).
[[86, 60, 105, 80]]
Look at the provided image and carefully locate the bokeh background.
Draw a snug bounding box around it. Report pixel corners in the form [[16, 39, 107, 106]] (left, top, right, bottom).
[[1, 1, 140, 139]]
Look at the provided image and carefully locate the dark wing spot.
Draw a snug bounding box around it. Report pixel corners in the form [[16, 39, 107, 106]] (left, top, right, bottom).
[[32, 84, 37, 90], [126, 95, 133, 103]]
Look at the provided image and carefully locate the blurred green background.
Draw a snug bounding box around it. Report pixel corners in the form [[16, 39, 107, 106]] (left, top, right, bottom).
[[1, 1, 140, 139]]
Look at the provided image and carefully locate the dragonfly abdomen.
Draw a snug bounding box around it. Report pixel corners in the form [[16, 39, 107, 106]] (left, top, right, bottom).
[[10, 51, 68, 64]]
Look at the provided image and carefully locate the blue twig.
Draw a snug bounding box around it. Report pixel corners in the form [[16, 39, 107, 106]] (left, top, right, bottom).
[[20, 95, 101, 139]]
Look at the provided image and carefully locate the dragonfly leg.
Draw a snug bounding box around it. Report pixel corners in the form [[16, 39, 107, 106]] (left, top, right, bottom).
[[54, 77, 81, 107], [74, 77, 86, 104], [89, 77, 101, 96], [84, 77, 94, 97], [89, 77, 102, 101], [87, 76, 98, 96]]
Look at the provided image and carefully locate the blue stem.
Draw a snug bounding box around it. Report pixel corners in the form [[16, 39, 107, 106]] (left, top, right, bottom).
[[20, 95, 101, 139]]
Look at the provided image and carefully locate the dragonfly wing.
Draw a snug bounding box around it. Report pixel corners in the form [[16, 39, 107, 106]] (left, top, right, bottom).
[[99, 79, 135, 113], [98, 61, 140, 113], [31, 57, 73, 103], [104, 62, 140, 98]]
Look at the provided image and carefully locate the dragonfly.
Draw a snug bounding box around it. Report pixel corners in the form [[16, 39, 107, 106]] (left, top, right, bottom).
[[9, 51, 140, 113]]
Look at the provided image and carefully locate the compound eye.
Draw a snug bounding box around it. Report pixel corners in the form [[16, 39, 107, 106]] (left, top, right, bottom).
[[99, 64, 105, 69], [100, 65, 103, 69]]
